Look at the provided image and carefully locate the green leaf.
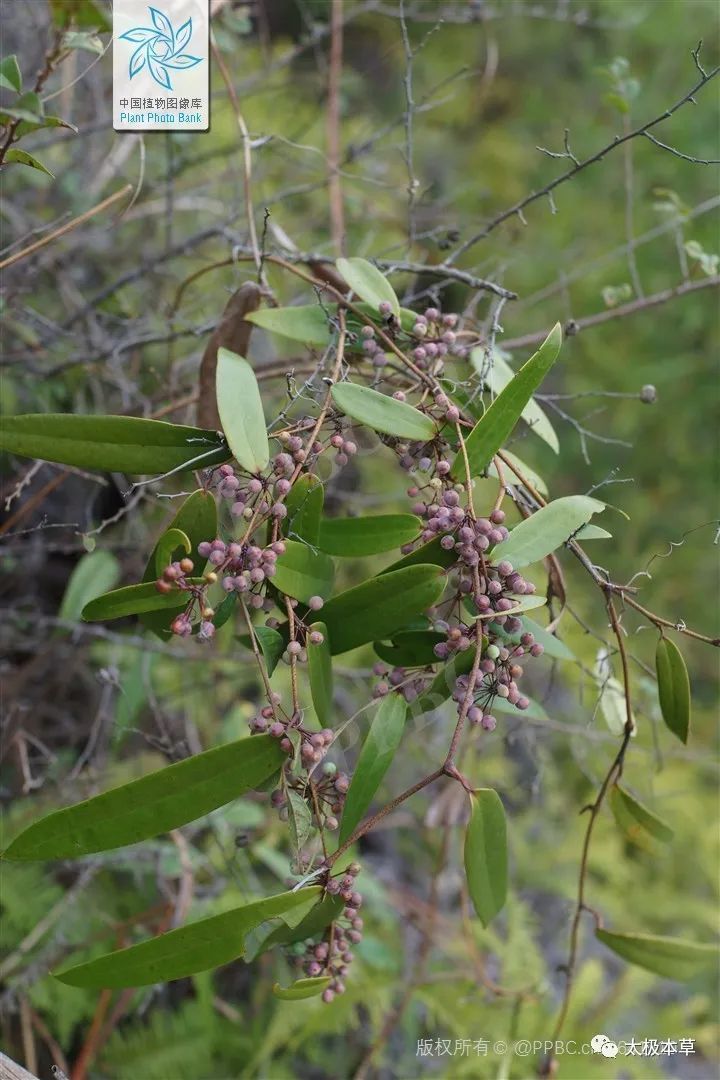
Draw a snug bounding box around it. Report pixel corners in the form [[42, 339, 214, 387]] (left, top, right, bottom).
[[575, 523, 612, 540], [0, 415, 228, 474], [492, 694, 549, 722], [319, 564, 446, 654], [286, 473, 323, 545], [374, 630, 444, 667], [245, 893, 343, 960], [143, 491, 217, 584], [595, 929, 718, 981], [492, 496, 605, 568], [254, 625, 286, 675], [307, 621, 333, 727], [12, 113, 77, 138], [287, 790, 314, 853], [317, 514, 421, 556], [656, 637, 691, 744], [464, 789, 507, 927], [487, 451, 548, 496], [0, 91, 43, 123], [246, 301, 418, 348], [516, 616, 575, 662], [154, 528, 191, 576], [0, 54, 22, 92], [455, 323, 562, 478], [81, 580, 202, 622], [331, 383, 435, 442], [62, 30, 104, 53], [141, 489, 218, 639], [336, 257, 400, 317], [272, 540, 335, 603], [609, 784, 674, 851], [339, 694, 406, 844], [216, 349, 269, 473], [58, 551, 121, 622], [54, 887, 320, 988], [382, 535, 457, 574], [237, 625, 287, 675], [3, 148, 54, 177], [273, 976, 330, 1000], [413, 648, 479, 715], [472, 347, 559, 453], [595, 650, 635, 736], [3, 735, 285, 860], [205, 590, 237, 632], [246, 305, 331, 346]]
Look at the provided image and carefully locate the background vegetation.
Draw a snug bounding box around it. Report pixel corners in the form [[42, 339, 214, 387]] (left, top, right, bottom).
[[1, 1, 718, 1077]]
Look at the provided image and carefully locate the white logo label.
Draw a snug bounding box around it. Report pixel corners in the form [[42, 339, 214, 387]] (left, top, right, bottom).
[[113, 1, 209, 131]]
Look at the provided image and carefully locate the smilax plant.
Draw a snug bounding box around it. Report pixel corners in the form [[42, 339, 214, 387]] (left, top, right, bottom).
[[1, 256, 717, 1017]]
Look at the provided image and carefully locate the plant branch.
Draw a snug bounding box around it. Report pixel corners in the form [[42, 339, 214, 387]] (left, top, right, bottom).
[[449, 48, 720, 261]]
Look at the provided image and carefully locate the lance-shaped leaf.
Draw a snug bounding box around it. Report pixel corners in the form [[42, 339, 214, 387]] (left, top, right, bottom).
[[319, 564, 446, 654], [82, 580, 203, 622], [609, 784, 674, 851], [3, 735, 285, 860], [374, 630, 445, 668], [143, 491, 217, 585], [154, 528, 191, 576], [272, 540, 335, 603], [246, 305, 331, 346], [331, 383, 435, 442], [216, 349, 269, 473], [492, 495, 605, 568], [237, 624, 286, 676], [595, 648, 635, 736], [141, 489, 218, 638], [472, 347, 559, 453], [0, 415, 228, 474], [0, 54, 22, 92], [575, 523, 612, 540], [339, 694, 406, 844], [307, 622, 333, 727], [464, 789, 508, 927], [595, 929, 718, 981], [318, 514, 421, 556], [454, 323, 562, 478], [253, 625, 286, 676], [382, 535, 457, 574], [336, 257, 400, 317], [273, 976, 331, 1000], [246, 893, 343, 961], [58, 551, 121, 622], [656, 637, 691, 744], [5, 148, 54, 177], [497, 615, 575, 662], [55, 887, 320, 988], [286, 473, 323, 545], [287, 790, 314, 853]]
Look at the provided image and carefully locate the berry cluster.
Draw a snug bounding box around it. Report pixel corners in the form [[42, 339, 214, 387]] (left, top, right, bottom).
[[451, 629, 544, 731], [358, 302, 467, 370], [299, 862, 364, 1002]]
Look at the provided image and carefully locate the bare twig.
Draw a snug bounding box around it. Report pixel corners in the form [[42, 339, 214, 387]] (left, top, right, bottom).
[[449, 49, 720, 261]]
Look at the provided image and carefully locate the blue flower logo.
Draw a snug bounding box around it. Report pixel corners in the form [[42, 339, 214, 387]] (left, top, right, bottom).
[[119, 6, 203, 91]]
